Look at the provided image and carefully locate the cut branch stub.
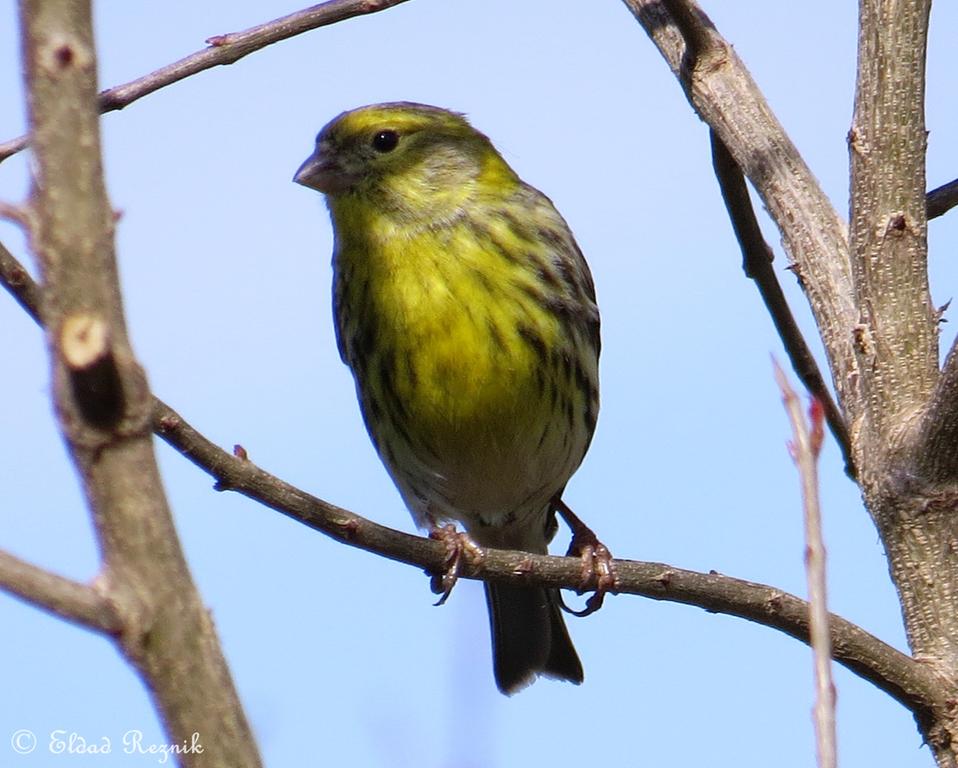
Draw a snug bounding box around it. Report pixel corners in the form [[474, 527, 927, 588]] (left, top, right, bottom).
[[58, 312, 124, 429]]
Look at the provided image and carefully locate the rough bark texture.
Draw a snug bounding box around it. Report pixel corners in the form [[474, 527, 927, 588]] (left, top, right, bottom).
[[626, 0, 958, 764], [623, 0, 861, 452], [850, 1, 958, 760]]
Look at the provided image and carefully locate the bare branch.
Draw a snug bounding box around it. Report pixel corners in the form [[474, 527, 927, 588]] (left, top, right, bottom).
[[626, 562, 938, 720], [0, 239, 41, 322], [153, 397, 942, 718], [916, 339, 958, 480], [776, 366, 837, 768], [0, 232, 942, 734], [928, 178, 958, 220], [710, 131, 854, 477], [20, 1, 259, 764], [847, 12, 958, 761], [0, 550, 121, 632], [622, 0, 861, 455], [0, 0, 411, 163], [849, 0, 936, 440]]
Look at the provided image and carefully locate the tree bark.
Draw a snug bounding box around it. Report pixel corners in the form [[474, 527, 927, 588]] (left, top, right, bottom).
[[850, 1, 958, 761], [627, 0, 958, 764], [19, 1, 261, 765]]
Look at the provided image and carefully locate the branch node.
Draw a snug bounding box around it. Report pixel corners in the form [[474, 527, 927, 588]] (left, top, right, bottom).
[[58, 313, 124, 430], [765, 592, 785, 612], [654, 569, 674, 587], [339, 518, 360, 540], [512, 556, 536, 577], [60, 312, 110, 370], [852, 323, 874, 357], [156, 412, 181, 432], [0, 201, 35, 231], [40, 34, 92, 73]]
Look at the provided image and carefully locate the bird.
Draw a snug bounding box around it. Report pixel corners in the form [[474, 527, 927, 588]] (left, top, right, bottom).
[[294, 102, 600, 694]]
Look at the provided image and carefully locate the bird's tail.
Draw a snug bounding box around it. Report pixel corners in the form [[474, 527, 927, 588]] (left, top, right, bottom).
[[484, 582, 583, 695]]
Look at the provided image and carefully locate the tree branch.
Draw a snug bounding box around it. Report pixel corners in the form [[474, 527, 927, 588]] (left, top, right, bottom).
[[0, 242, 941, 723], [623, 0, 861, 438], [915, 338, 958, 480], [710, 131, 854, 476], [0, 239, 40, 322], [776, 367, 837, 768], [849, 0, 936, 442], [19, 1, 259, 765], [927, 177, 958, 220], [848, 15, 958, 763], [0, 550, 122, 633], [0, 0, 411, 163], [150, 398, 941, 719]]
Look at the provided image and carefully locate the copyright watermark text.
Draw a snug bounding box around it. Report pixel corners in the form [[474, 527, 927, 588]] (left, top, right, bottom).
[[9, 729, 203, 763]]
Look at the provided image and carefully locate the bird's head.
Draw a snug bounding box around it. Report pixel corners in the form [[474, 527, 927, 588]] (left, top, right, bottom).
[[294, 102, 518, 224]]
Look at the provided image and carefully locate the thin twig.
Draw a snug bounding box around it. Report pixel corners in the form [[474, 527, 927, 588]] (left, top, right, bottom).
[[0, 0, 411, 163], [0, 550, 122, 632], [151, 399, 937, 718], [776, 363, 838, 768], [711, 131, 854, 476], [928, 178, 958, 220], [623, 0, 861, 445], [0, 242, 942, 725]]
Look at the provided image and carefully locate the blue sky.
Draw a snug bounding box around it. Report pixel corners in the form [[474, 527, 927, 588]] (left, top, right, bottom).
[[2, 1, 957, 766]]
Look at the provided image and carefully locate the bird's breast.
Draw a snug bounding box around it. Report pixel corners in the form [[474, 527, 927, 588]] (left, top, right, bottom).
[[334, 208, 591, 525]]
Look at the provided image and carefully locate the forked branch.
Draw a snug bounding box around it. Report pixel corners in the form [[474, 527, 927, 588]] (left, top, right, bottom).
[[0, 550, 122, 633], [710, 132, 853, 475], [623, 0, 861, 431]]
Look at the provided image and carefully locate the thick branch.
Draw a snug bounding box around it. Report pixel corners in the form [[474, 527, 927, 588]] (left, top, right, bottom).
[[623, 0, 861, 432], [710, 132, 854, 476], [849, 19, 958, 762], [0, 550, 121, 632], [0, 240, 942, 727], [849, 0, 936, 443], [0, 0, 411, 163], [20, 1, 259, 765]]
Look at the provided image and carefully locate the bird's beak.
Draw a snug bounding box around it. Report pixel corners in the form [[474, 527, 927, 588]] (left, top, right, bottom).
[[293, 146, 356, 195]]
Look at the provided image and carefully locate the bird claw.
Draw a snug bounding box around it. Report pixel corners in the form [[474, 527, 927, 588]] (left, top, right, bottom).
[[566, 539, 615, 617], [428, 523, 485, 606], [553, 497, 616, 617]]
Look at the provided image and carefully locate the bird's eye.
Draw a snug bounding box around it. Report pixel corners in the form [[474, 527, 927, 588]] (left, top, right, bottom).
[[371, 130, 400, 153]]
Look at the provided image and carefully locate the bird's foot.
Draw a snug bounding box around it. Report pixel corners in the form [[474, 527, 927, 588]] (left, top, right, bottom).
[[428, 523, 485, 606], [553, 497, 616, 617]]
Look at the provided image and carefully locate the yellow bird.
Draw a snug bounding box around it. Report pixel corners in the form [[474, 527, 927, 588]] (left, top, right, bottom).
[[295, 103, 600, 694]]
